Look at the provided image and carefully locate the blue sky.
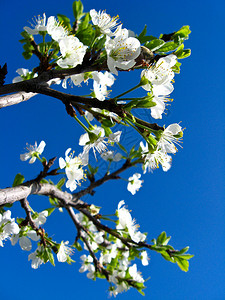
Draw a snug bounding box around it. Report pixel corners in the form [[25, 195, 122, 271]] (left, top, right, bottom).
[[0, 0, 224, 299]]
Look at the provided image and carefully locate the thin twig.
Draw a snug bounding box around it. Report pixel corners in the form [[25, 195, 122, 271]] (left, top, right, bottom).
[[20, 198, 37, 230]]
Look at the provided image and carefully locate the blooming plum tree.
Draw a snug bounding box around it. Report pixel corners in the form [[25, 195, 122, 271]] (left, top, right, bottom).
[[0, 1, 193, 296]]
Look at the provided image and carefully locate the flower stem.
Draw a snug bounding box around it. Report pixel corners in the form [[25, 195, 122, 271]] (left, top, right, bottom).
[[73, 116, 90, 133], [115, 83, 142, 99]]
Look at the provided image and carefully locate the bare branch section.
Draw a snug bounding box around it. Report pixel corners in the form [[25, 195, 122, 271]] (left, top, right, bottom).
[[0, 159, 136, 207], [0, 182, 85, 208], [0, 63, 103, 97], [0, 91, 37, 108]]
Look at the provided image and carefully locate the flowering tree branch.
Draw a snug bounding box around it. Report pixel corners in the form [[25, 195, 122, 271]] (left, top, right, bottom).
[[0, 1, 193, 297]]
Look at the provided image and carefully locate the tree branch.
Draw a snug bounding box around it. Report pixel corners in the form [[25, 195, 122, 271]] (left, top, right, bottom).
[[0, 181, 85, 208], [0, 91, 37, 108], [20, 197, 38, 230], [0, 62, 104, 96], [73, 159, 138, 199]]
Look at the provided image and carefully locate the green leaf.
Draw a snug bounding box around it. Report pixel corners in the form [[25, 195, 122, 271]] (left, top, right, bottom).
[[56, 178, 66, 189], [138, 25, 157, 44], [57, 14, 71, 30], [88, 164, 98, 175], [20, 31, 32, 39], [73, 241, 83, 251], [13, 173, 25, 187], [156, 41, 179, 53], [40, 179, 49, 184], [161, 251, 173, 262], [138, 25, 147, 42], [137, 289, 145, 296], [73, 0, 84, 20], [94, 35, 106, 51], [176, 49, 191, 59], [22, 51, 33, 60], [174, 257, 189, 272], [163, 236, 171, 245], [117, 143, 127, 153], [101, 118, 115, 128], [77, 13, 91, 31], [135, 99, 156, 109], [157, 231, 167, 245], [45, 248, 55, 266], [23, 43, 34, 52], [174, 254, 194, 260], [172, 61, 182, 74], [145, 39, 165, 52], [45, 208, 55, 216], [102, 125, 112, 137], [176, 246, 189, 254], [76, 25, 95, 46], [49, 197, 59, 206], [173, 25, 191, 40]]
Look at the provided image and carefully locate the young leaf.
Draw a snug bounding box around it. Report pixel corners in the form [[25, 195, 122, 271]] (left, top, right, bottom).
[[156, 41, 179, 53], [56, 178, 66, 189], [46, 248, 55, 266], [145, 39, 165, 52], [173, 25, 191, 40], [13, 173, 25, 187], [138, 25, 147, 42], [156, 231, 167, 245], [45, 207, 55, 216], [73, 0, 84, 21], [174, 256, 189, 272]]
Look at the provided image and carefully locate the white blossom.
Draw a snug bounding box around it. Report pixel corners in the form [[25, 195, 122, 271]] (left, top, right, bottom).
[[79, 127, 107, 163], [105, 25, 141, 75], [62, 73, 85, 89], [110, 282, 128, 296], [99, 244, 118, 265], [101, 150, 122, 162], [20, 140, 46, 164], [90, 9, 120, 36], [57, 241, 74, 262], [12, 68, 37, 83], [92, 71, 115, 101], [127, 173, 143, 195], [28, 246, 45, 269], [59, 148, 84, 192], [24, 13, 47, 35], [33, 210, 48, 227], [11, 230, 39, 251], [46, 16, 68, 41], [79, 255, 95, 278], [141, 54, 177, 119], [141, 250, 149, 266], [140, 142, 172, 173], [0, 211, 19, 247], [57, 36, 88, 68], [157, 123, 183, 154], [116, 201, 146, 243], [108, 131, 122, 143], [129, 264, 144, 283], [141, 54, 177, 91]]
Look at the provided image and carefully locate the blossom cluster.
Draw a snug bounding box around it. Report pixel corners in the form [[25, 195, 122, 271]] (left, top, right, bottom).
[[141, 54, 177, 119], [140, 123, 183, 173], [11, 211, 48, 251], [77, 201, 149, 296], [58, 126, 122, 191], [0, 208, 74, 269], [0, 211, 19, 247]]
